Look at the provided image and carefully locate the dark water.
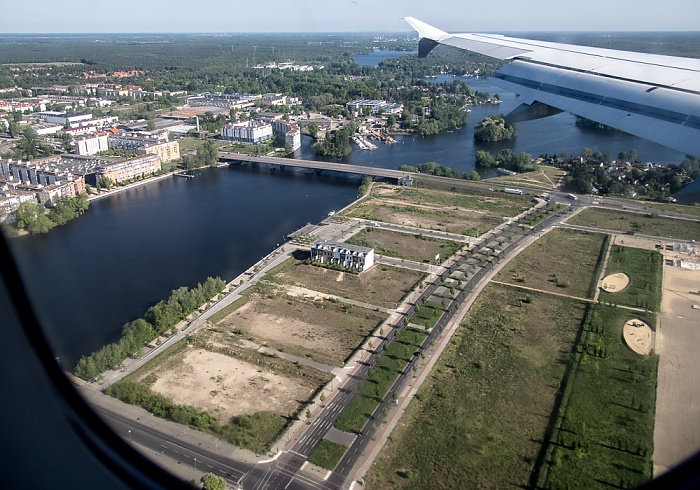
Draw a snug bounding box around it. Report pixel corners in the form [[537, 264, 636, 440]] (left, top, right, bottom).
[[352, 50, 416, 66], [9, 168, 358, 367]]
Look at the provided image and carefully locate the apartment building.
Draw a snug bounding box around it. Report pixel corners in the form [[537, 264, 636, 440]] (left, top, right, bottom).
[[95, 154, 161, 184], [75, 134, 110, 156], [220, 120, 273, 144]]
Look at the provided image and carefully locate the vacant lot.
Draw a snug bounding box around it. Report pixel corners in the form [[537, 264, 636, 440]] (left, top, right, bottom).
[[270, 255, 424, 309], [346, 228, 462, 263], [343, 183, 532, 236], [569, 208, 700, 241], [346, 201, 501, 236], [598, 245, 663, 311], [141, 345, 315, 423], [369, 183, 532, 215], [213, 287, 387, 365], [366, 285, 586, 489], [496, 228, 609, 299]]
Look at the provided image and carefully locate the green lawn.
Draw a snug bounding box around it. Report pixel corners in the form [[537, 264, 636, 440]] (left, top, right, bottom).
[[543, 305, 658, 489], [307, 439, 348, 471], [598, 245, 663, 311]]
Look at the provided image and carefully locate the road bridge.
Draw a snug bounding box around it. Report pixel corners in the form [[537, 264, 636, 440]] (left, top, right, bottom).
[[218, 152, 414, 184]]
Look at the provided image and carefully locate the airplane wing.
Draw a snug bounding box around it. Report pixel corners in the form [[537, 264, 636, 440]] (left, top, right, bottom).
[[405, 17, 700, 158]]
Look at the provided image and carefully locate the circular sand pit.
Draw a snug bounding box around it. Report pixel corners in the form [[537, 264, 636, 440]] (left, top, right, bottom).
[[601, 272, 630, 292], [623, 319, 654, 355]]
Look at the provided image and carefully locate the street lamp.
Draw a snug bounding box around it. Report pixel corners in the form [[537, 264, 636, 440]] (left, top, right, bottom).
[[194, 457, 197, 471]]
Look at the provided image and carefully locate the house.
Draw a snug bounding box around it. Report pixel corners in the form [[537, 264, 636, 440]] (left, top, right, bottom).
[[310, 241, 375, 272]]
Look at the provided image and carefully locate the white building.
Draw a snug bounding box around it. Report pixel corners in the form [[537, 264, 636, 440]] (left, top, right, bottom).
[[76, 134, 109, 156], [310, 241, 375, 272], [220, 120, 273, 144]]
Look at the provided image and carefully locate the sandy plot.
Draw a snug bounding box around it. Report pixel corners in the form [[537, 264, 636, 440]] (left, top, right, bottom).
[[654, 265, 700, 475], [148, 347, 310, 422], [216, 293, 383, 364], [622, 318, 653, 355], [601, 272, 630, 292]]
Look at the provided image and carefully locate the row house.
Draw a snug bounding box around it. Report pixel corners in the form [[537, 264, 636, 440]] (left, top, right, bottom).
[[310, 241, 375, 273]]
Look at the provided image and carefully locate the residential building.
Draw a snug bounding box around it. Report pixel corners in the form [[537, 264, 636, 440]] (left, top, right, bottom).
[[75, 134, 109, 156], [95, 154, 161, 184], [220, 120, 273, 144], [346, 99, 404, 116], [310, 241, 375, 272], [267, 119, 301, 151], [137, 140, 180, 164]]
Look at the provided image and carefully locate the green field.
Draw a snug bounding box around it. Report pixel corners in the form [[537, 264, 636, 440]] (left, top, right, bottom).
[[568, 207, 700, 241], [599, 245, 663, 311], [366, 285, 586, 489], [496, 228, 609, 299], [542, 305, 658, 489], [307, 439, 348, 471]]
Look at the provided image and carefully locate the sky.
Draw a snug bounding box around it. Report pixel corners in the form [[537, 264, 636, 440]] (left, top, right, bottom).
[[1, 0, 699, 33]]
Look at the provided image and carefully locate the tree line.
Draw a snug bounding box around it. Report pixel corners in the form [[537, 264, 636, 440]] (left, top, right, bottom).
[[74, 276, 226, 380], [14, 194, 89, 234]]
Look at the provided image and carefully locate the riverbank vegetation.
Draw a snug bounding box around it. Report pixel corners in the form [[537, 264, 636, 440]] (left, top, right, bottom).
[[74, 276, 225, 380], [475, 148, 537, 173], [13, 194, 89, 234]]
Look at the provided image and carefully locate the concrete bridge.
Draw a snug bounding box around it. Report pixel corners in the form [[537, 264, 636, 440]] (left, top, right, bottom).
[[218, 151, 413, 184]]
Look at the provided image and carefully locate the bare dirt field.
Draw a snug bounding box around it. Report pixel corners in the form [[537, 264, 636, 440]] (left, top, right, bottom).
[[213, 287, 387, 365], [140, 346, 317, 423], [346, 200, 498, 236], [654, 265, 700, 476], [272, 256, 424, 309]]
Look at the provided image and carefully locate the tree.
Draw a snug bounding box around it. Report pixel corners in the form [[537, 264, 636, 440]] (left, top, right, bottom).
[[466, 170, 480, 180], [200, 473, 226, 490]]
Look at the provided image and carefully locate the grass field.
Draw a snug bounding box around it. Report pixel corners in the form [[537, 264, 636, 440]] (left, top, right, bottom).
[[568, 208, 700, 241], [542, 305, 658, 489], [598, 245, 663, 311], [307, 439, 348, 471], [366, 285, 586, 489], [496, 228, 609, 299], [346, 228, 462, 263], [270, 254, 424, 309]]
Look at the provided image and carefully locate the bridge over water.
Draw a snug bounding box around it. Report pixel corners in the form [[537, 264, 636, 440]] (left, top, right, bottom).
[[218, 152, 413, 184]]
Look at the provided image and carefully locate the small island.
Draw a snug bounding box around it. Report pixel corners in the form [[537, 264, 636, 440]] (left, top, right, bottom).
[[473, 114, 517, 142]]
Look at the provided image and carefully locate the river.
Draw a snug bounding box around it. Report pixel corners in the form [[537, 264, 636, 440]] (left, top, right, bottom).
[[8, 50, 687, 369], [9, 168, 358, 367]]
